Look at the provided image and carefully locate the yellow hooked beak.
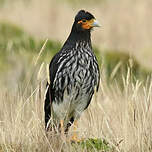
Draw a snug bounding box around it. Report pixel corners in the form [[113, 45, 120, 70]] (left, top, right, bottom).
[[92, 19, 101, 27]]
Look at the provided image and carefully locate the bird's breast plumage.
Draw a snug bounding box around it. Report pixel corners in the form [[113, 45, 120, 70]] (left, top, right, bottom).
[[52, 42, 100, 104]]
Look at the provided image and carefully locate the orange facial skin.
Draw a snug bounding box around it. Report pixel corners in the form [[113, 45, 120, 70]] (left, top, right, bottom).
[[78, 19, 95, 30]]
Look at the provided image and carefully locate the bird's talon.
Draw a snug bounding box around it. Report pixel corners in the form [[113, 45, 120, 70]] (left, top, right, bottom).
[[70, 135, 84, 143]]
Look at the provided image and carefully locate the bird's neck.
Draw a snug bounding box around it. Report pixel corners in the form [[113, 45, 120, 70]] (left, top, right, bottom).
[[63, 26, 92, 49]]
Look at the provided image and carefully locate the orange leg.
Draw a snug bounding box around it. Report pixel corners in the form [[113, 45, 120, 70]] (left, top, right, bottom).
[[71, 120, 81, 142], [60, 120, 64, 134], [60, 120, 66, 140]]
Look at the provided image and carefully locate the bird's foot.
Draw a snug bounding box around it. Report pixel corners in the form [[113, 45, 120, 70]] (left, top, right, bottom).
[[70, 134, 84, 143], [60, 120, 67, 141]]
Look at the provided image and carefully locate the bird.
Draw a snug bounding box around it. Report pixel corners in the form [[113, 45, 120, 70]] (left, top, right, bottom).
[[44, 10, 100, 141]]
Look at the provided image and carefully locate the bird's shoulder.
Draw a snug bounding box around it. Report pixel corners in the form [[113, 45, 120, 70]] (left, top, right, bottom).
[[49, 47, 70, 84], [49, 51, 61, 85]]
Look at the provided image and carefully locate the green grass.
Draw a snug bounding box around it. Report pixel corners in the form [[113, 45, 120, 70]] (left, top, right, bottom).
[[76, 138, 112, 151], [102, 50, 152, 87], [0, 22, 61, 86], [0, 21, 60, 54]]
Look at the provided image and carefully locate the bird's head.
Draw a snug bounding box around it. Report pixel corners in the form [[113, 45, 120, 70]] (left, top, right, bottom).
[[65, 10, 100, 45], [74, 10, 100, 32]]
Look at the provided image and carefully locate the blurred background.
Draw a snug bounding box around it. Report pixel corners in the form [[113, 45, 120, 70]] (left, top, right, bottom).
[[0, 1, 152, 151], [0, 0, 152, 88]]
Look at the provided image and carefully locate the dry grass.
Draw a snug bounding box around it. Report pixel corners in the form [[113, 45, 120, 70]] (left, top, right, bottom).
[[0, 64, 152, 151]]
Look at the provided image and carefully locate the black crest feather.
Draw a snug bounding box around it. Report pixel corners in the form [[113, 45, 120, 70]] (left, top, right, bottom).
[[75, 10, 95, 21]]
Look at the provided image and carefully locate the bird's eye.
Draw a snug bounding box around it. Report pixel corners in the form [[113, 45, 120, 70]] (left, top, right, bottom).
[[82, 19, 86, 22]]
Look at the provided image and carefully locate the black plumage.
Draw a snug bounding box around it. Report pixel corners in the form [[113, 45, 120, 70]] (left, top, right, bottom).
[[44, 10, 100, 132]]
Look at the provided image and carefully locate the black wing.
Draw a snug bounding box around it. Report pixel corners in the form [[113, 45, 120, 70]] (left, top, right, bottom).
[[44, 52, 61, 129]]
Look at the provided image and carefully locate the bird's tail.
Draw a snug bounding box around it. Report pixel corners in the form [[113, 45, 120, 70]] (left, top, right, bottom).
[[44, 84, 51, 130]]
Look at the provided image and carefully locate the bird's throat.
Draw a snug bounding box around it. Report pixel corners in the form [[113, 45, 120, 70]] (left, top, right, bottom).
[[64, 27, 92, 49]]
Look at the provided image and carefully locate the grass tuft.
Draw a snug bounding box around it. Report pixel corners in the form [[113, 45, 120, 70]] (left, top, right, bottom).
[[76, 138, 111, 151]]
